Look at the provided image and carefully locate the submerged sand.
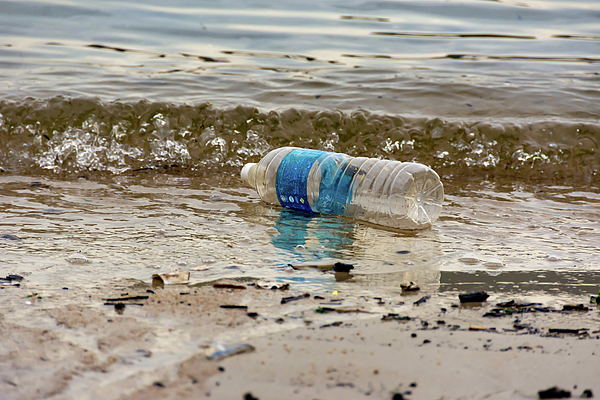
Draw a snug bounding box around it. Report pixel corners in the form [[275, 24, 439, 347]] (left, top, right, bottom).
[[1, 279, 598, 400]]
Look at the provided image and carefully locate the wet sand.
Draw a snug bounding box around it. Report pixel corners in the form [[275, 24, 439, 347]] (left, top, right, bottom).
[[1, 279, 598, 400]]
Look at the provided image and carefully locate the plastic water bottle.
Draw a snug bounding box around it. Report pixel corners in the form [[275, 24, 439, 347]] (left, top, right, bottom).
[[241, 147, 444, 229]]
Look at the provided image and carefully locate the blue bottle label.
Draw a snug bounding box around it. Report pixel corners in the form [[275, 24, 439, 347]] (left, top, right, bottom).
[[275, 149, 325, 212], [276, 149, 358, 215]]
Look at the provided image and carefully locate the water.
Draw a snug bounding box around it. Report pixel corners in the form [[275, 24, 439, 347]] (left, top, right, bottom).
[[1, 0, 599, 302]]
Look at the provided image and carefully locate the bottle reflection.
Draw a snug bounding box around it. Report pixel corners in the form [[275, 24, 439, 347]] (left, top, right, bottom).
[[268, 209, 442, 291]]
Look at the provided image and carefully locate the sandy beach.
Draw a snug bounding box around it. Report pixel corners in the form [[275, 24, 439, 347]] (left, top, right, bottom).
[[2, 277, 598, 400]]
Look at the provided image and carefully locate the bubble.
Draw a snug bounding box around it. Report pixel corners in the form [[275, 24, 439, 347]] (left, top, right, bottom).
[[483, 258, 504, 268], [459, 253, 479, 264]]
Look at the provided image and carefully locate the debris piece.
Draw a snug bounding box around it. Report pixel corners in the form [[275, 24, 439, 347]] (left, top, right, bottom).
[[104, 302, 144, 307], [152, 271, 190, 286], [320, 321, 343, 329], [114, 302, 125, 314], [205, 342, 255, 360], [6, 275, 23, 281], [220, 305, 248, 309], [580, 389, 593, 398], [562, 304, 588, 312], [247, 312, 259, 319], [459, 292, 489, 303], [497, 300, 515, 307], [400, 281, 420, 291], [190, 266, 212, 271], [538, 386, 571, 399], [332, 262, 354, 272], [381, 313, 411, 321], [244, 392, 260, 400], [103, 296, 149, 302], [281, 293, 310, 304], [288, 262, 354, 272], [213, 283, 245, 290], [255, 281, 290, 290], [548, 328, 588, 335], [315, 307, 369, 314], [469, 326, 489, 331], [413, 295, 430, 306]]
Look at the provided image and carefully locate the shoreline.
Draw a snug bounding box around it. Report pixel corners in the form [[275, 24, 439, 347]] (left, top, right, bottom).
[[1, 279, 598, 400]]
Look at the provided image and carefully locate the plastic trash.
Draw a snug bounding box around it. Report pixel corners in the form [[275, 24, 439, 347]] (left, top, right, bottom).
[[205, 342, 255, 360], [241, 147, 443, 229], [152, 271, 190, 286]]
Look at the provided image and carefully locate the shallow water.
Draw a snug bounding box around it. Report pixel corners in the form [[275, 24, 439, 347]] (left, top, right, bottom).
[[0, 0, 599, 303], [1, 174, 598, 305]]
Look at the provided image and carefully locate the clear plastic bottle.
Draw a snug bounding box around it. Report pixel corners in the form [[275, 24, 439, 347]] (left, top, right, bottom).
[[240, 147, 444, 230]]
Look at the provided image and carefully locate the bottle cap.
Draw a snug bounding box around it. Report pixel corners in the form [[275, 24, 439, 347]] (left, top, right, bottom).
[[240, 163, 257, 185]]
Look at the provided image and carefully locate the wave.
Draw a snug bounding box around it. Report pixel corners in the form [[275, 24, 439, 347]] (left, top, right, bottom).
[[0, 97, 598, 183]]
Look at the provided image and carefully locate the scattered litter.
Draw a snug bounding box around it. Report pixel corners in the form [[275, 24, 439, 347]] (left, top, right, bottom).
[[459, 253, 479, 264], [315, 307, 370, 314], [220, 305, 248, 309], [538, 386, 571, 399], [468, 326, 489, 331], [581, 389, 593, 398], [548, 328, 588, 335], [213, 283, 245, 290], [247, 312, 259, 318], [546, 255, 562, 262], [332, 262, 354, 272], [288, 262, 354, 272], [255, 281, 290, 290], [152, 271, 190, 285], [459, 292, 489, 303], [104, 302, 144, 307], [400, 281, 420, 292], [205, 342, 255, 360], [562, 304, 588, 312], [0, 274, 23, 282], [381, 314, 411, 321], [281, 293, 310, 304], [413, 295, 430, 306], [590, 290, 600, 304], [114, 302, 125, 314], [244, 392, 260, 400], [320, 321, 343, 329], [103, 295, 149, 302], [190, 266, 212, 271], [67, 253, 90, 264]]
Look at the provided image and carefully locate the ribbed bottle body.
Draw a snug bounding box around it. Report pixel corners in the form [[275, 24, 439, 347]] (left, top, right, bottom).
[[242, 147, 443, 230]]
